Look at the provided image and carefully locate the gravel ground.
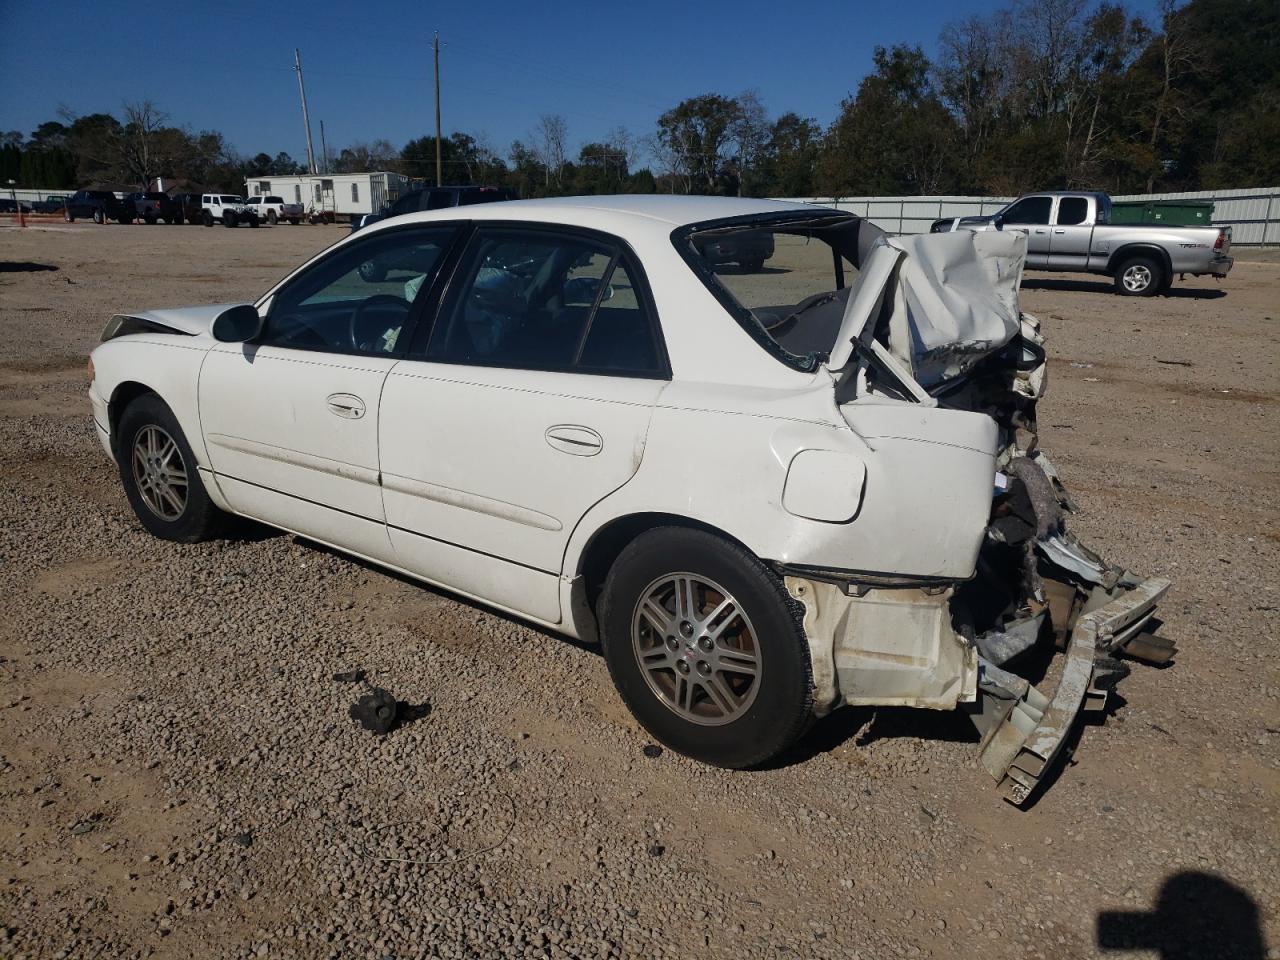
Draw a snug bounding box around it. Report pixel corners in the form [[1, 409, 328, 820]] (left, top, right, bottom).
[[1, 221, 1277, 960]]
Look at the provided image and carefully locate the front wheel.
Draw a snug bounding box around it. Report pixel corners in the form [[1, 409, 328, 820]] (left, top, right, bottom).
[[598, 527, 814, 768], [1114, 254, 1165, 296], [116, 395, 224, 542], [248, 216, 259, 228], [223, 212, 236, 227]]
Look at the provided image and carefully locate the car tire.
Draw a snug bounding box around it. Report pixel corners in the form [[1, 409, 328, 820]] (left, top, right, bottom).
[[65, 210, 74, 222], [223, 212, 236, 227], [116, 394, 224, 543], [92, 209, 104, 224], [267, 210, 277, 225], [597, 526, 814, 769], [249, 216, 259, 228], [1114, 254, 1164, 297], [203, 211, 214, 227], [144, 213, 155, 225]]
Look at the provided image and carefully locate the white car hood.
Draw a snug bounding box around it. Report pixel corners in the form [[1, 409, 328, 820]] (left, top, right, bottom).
[[828, 229, 1027, 388]]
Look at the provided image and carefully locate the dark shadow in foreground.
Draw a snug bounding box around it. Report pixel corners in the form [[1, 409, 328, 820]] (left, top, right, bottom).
[[1021, 276, 1226, 299], [0, 261, 59, 273], [1097, 871, 1267, 960]]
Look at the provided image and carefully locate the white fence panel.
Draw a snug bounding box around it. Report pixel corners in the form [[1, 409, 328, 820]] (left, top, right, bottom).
[[775, 188, 1280, 245]]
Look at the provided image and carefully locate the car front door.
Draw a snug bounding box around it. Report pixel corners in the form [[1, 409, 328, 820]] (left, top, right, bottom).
[[198, 223, 460, 561], [378, 224, 669, 624], [998, 196, 1053, 267], [1047, 195, 1094, 271]]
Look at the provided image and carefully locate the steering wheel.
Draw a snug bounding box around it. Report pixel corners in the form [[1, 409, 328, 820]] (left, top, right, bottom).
[[348, 294, 411, 352]]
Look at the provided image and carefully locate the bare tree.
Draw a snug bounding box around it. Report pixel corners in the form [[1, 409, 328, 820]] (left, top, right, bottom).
[[116, 100, 171, 188], [1145, 0, 1197, 190], [531, 114, 568, 187], [731, 89, 770, 195]]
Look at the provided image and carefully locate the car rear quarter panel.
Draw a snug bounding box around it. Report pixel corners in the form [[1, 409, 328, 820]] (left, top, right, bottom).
[[564, 382, 998, 583]]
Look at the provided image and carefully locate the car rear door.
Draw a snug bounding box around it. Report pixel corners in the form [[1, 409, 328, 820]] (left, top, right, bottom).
[[1047, 195, 1094, 271], [378, 223, 669, 624], [197, 223, 460, 562]]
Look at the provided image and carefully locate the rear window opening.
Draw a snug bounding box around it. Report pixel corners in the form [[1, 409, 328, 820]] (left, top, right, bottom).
[[676, 213, 882, 371]]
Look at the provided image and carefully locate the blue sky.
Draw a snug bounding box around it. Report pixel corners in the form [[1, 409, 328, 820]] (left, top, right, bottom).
[[1, 0, 1162, 167]]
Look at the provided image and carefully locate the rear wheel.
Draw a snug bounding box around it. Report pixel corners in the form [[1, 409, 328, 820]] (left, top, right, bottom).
[[267, 210, 277, 225], [248, 216, 259, 228], [598, 527, 814, 769], [92, 209, 104, 224], [203, 210, 214, 227], [116, 395, 224, 543], [1114, 254, 1164, 296]]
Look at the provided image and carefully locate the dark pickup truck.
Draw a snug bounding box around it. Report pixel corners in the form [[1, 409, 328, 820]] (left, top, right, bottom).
[[64, 190, 134, 224], [126, 191, 183, 224]]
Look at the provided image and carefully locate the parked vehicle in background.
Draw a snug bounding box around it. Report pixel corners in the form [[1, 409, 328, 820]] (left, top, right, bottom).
[[0, 199, 34, 214], [126, 192, 182, 225], [244, 195, 304, 225], [32, 195, 69, 214], [88, 196, 1173, 805], [931, 191, 1233, 296], [201, 194, 259, 228], [173, 194, 204, 225], [350, 185, 518, 233], [691, 229, 775, 272], [64, 190, 133, 224]]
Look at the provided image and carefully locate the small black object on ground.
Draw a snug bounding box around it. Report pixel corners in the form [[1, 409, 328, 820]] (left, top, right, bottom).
[[349, 686, 431, 735], [642, 744, 663, 759]]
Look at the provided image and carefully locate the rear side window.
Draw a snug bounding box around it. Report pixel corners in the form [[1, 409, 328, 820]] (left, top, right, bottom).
[[1056, 197, 1089, 225], [424, 227, 665, 377]]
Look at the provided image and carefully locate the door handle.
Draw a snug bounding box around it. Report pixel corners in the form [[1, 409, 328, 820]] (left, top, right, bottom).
[[326, 393, 365, 419], [545, 425, 602, 457], [1053, 228, 1066, 234]]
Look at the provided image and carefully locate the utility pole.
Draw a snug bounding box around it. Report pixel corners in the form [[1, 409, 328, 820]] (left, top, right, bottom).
[[319, 119, 329, 175], [433, 31, 442, 187], [295, 48, 317, 175]]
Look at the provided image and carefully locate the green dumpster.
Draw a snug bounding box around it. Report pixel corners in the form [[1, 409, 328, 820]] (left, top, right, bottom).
[[1109, 200, 1215, 226]]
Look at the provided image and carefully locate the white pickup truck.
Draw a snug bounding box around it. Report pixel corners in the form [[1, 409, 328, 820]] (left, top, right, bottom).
[[932, 191, 1233, 296], [244, 194, 304, 225]]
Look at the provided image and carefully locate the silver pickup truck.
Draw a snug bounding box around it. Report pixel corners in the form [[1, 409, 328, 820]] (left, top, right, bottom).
[[931, 191, 1233, 296]]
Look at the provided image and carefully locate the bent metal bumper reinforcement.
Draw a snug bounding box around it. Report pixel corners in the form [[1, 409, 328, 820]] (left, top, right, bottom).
[[978, 576, 1171, 805]]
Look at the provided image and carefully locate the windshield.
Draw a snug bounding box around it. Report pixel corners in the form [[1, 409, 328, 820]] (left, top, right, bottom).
[[677, 213, 883, 371]]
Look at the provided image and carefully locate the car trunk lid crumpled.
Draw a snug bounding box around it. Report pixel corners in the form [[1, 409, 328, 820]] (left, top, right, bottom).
[[810, 228, 1174, 805]]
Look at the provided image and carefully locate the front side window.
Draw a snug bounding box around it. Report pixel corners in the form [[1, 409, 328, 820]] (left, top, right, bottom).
[[1002, 196, 1052, 225], [678, 214, 873, 370], [426, 228, 664, 376], [1055, 196, 1089, 225], [261, 225, 458, 355]]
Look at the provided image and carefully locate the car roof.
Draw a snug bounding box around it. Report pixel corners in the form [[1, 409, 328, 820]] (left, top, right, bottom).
[[384, 194, 832, 230]]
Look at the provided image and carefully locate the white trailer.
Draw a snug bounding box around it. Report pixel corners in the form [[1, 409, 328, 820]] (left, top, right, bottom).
[[244, 172, 415, 222]]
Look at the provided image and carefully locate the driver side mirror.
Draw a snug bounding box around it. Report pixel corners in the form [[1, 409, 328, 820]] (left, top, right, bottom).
[[212, 304, 264, 343], [992, 214, 1005, 230]]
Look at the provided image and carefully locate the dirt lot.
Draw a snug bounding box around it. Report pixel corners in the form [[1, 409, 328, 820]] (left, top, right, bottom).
[[1, 221, 1277, 960]]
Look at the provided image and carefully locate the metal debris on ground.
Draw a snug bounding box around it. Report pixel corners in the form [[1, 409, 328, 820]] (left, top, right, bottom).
[[333, 668, 366, 683], [349, 687, 431, 735]]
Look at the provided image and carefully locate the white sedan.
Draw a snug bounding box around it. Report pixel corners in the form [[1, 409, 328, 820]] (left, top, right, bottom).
[[88, 196, 1171, 803]]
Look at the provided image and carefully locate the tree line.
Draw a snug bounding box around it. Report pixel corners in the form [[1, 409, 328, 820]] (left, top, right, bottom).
[[3, 0, 1273, 199]]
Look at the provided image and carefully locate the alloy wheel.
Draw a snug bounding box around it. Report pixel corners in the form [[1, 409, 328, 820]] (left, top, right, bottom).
[[131, 425, 188, 520], [1122, 263, 1152, 292], [630, 573, 762, 726]]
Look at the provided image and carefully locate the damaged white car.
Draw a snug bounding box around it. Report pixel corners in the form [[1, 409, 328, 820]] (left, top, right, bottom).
[[88, 196, 1172, 804]]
